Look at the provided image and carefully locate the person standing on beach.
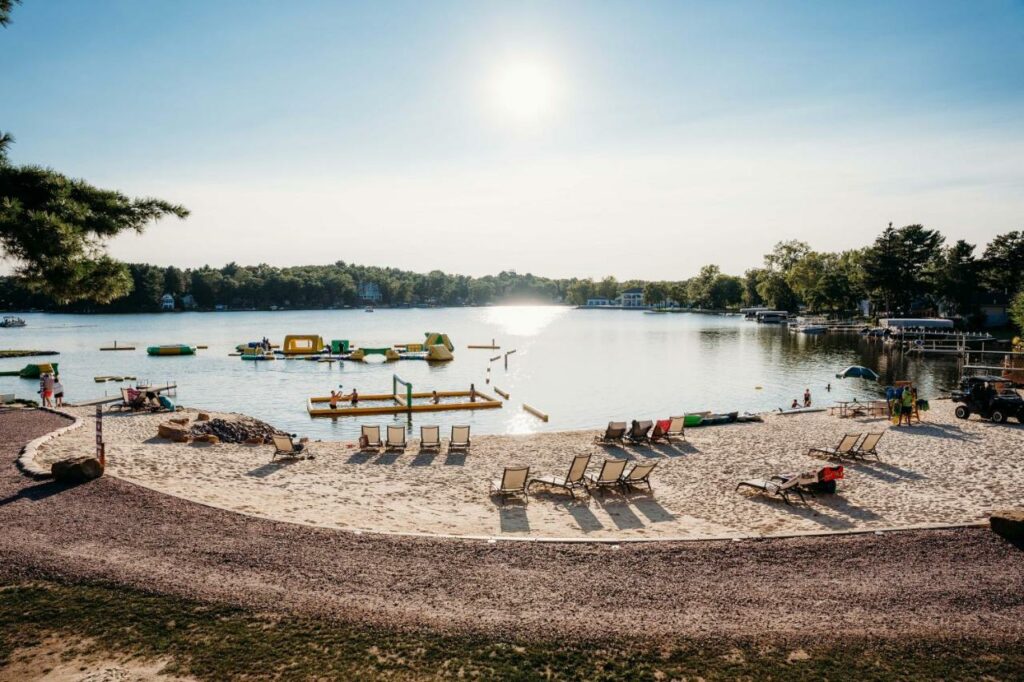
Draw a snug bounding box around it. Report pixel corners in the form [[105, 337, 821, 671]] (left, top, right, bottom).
[[900, 386, 914, 426], [53, 376, 64, 407], [40, 373, 55, 408]]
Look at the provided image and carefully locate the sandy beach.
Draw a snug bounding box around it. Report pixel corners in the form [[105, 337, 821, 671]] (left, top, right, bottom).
[[32, 400, 1024, 540]]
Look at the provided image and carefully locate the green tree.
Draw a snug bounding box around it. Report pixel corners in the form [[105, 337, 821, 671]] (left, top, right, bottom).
[[596, 276, 619, 300], [643, 281, 668, 306], [862, 223, 944, 315], [930, 240, 980, 318], [0, 0, 19, 27], [981, 230, 1024, 295], [687, 265, 721, 308], [764, 240, 811, 273], [756, 271, 800, 312], [1010, 290, 1024, 333], [741, 269, 764, 306]]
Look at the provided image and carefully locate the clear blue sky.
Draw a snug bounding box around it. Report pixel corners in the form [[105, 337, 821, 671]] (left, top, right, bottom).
[[2, 1, 1022, 278]]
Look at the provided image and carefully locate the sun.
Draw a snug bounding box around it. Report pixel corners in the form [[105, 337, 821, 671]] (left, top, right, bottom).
[[489, 58, 558, 125]]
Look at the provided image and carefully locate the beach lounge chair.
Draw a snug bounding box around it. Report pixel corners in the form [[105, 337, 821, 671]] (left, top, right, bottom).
[[271, 434, 309, 461], [449, 425, 471, 451], [528, 454, 591, 499], [619, 461, 658, 491], [665, 416, 685, 441], [585, 458, 628, 493], [360, 425, 383, 451], [850, 432, 883, 459], [650, 420, 670, 443], [385, 425, 407, 452], [809, 433, 862, 461], [771, 465, 845, 497], [624, 420, 653, 445], [594, 421, 627, 444], [419, 425, 441, 451], [490, 466, 530, 502], [115, 387, 147, 412], [735, 474, 808, 505]]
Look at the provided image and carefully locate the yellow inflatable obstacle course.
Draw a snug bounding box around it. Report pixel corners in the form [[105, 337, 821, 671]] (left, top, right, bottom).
[[282, 335, 324, 355]]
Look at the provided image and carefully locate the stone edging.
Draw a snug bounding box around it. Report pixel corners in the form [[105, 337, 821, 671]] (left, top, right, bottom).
[[16, 407, 84, 479]]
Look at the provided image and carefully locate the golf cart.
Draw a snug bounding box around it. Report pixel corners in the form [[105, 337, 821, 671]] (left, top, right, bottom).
[[951, 376, 1024, 424]]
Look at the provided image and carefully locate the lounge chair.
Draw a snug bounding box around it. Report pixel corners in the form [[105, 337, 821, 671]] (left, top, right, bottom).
[[665, 416, 685, 441], [528, 454, 591, 499], [385, 425, 407, 452], [772, 465, 845, 496], [585, 458, 628, 493], [850, 432, 883, 459], [115, 387, 147, 412], [736, 474, 809, 505], [490, 466, 530, 502], [619, 461, 657, 491], [624, 420, 653, 445], [650, 420, 670, 443], [419, 425, 441, 451], [272, 434, 310, 461], [809, 433, 862, 460], [594, 421, 627, 444], [360, 425, 382, 451], [449, 425, 471, 451]]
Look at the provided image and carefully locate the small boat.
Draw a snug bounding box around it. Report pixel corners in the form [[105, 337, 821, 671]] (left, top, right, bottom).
[[0, 316, 26, 328], [778, 403, 827, 413], [365, 306, 374, 312], [146, 344, 197, 356], [240, 350, 275, 361]]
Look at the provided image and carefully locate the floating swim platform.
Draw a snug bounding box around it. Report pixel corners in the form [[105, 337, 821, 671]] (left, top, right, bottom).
[[307, 390, 501, 417], [147, 344, 196, 356], [468, 344, 500, 350], [100, 345, 135, 351]]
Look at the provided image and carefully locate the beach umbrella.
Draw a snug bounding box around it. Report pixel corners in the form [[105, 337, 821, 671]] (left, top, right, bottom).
[[835, 365, 880, 381]]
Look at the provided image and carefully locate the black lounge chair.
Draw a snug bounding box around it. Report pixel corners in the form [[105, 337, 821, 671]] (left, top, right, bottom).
[[594, 421, 627, 444], [528, 454, 591, 499], [624, 420, 653, 445]]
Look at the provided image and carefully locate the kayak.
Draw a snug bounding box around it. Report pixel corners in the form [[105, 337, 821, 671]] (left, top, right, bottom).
[[777, 407, 826, 415]]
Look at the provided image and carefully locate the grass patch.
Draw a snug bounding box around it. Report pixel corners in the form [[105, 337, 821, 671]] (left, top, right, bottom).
[[1, 580, 1022, 680]]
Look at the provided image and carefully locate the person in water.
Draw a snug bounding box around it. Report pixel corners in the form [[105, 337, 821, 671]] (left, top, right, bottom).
[[329, 390, 339, 410], [803, 388, 812, 407], [826, 382, 832, 392], [469, 383, 476, 403], [791, 399, 800, 409], [432, 390, 440, 404], [351, 389, 359, 406]]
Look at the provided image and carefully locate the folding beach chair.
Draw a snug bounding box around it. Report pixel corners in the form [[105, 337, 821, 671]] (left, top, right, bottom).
[[528, 454, 591, 499], [360, 424, 383, 450], [771, 465, 845, 497], [385, 425, 407, 452], [490, 466, 530, 502], [419, 425, 441, 452], [650, 420, 670, 443], [585, 459, 628, 493], [736, 473, 809, 505], [449, 425, 471, 451], [664, 416, 685, 441], [272, 434, 310, 461], [809, 433, 861, 461], [850, 432, 883, 460], [594, 421, 627, 444], [619, 461, 658, 491], [624, 420, 653, 445]]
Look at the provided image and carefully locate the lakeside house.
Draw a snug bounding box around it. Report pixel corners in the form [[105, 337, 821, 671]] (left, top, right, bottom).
[[160, 293, 175, 311], [358, 281, 383, 304], [582, 287, 649, 309]]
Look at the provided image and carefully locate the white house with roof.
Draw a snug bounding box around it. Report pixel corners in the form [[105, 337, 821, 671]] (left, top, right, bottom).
[[617, 288, 645, 308], [160, 293, 175, 311]]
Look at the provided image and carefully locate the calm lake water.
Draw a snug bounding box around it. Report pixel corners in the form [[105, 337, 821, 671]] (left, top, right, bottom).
[[0, 307, 960, 439]]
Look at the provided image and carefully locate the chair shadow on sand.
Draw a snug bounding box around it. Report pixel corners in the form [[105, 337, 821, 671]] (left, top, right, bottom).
[[246, 460, 295, 478], [900, 422, 981, 441], [495, 499, 530, 533], [0, 479, 82, 507], [591, 494, 646, 530], [848, 460, 926, 483], [743, 493, 858, 530], [409, 451, 437, 467]]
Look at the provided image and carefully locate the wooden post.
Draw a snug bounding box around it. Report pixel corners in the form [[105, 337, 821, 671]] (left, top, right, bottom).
[[95, 406, 105, 467]]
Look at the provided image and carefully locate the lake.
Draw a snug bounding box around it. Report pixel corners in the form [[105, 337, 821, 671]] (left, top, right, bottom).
[[0, 307, 959, 439]]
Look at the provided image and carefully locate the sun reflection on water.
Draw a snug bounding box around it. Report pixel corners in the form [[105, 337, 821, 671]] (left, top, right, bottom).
[[483, 305, 568, 337]]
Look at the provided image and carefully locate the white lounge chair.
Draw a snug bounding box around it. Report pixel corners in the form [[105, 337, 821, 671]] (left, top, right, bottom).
[[419, 425, 441, 451], [271, 434, 310, 461], [809, 433, 862, 461], [528, 454, 591, 499], [585, 459, 628, 493], [360, 425, 382, 450], [385, 425, 407, 452], [449, 425, 471, 451], [736, 474, 808, 505], [491, 466, 530, 501], [619, 461, 657, 491]]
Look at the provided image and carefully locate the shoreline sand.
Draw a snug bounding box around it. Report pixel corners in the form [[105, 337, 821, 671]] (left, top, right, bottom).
[[32, 400, 1024, 540]]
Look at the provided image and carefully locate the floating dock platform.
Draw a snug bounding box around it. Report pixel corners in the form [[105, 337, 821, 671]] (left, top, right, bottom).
[[307, 390, 502, 417]]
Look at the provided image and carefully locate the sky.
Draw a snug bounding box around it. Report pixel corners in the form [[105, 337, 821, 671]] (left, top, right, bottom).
[[2, 0, 1023, 280]]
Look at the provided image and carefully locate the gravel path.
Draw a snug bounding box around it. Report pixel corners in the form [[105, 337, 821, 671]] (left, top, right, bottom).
[[2, 409, 1022, 645]]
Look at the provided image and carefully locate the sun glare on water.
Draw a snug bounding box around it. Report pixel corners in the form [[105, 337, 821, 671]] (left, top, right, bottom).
[[488, 58, 559, 125]]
